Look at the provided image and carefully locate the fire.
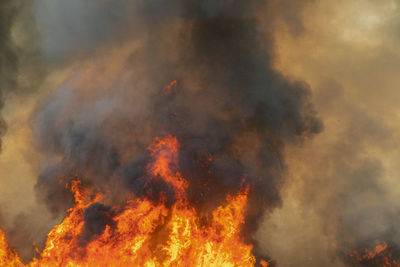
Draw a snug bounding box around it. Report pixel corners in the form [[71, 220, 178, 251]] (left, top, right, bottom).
[[0, 229, 24, 267], [163, 80, 177, 95], [147, 136, 188, 197], [0, 136, 263, 266], [350, 242, 400, 267]]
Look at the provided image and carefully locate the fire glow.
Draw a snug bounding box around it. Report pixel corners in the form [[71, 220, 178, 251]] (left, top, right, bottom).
[[0, 136, 264, 266]]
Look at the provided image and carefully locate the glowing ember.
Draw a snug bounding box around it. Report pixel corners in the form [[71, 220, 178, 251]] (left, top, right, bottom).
[[0, 136, 265, 266]]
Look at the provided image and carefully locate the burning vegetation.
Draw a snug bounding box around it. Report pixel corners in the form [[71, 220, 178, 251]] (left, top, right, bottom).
[[0, 136, 262, 266], [349, 242, 400, 267]]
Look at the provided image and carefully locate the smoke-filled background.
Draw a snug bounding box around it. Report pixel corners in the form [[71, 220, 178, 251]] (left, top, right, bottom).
[[0, 0, 399, 266]]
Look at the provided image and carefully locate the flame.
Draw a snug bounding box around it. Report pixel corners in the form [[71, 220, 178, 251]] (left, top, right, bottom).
[[0, 229, 24, 266], [350, 242, 400, 267], [163, 80, 177, 95], [147, 135, 188, 197], [0, 135, 264, 266]]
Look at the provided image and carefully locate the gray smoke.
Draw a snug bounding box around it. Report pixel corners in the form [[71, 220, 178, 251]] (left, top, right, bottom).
[[0, 0, 45, 149], [0, 0, 20, 149]]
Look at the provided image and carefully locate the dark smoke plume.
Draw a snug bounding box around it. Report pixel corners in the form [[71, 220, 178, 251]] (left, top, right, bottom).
[[32, 0, 321, 257]]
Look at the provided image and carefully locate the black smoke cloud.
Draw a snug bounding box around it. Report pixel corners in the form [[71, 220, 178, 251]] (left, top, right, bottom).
[[32, 0, 322, 256]]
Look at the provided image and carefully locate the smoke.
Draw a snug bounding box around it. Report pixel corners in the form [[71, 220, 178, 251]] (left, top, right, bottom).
[[79, 203, 115, 246], [256, 0, 400, 266], [29, 0, 322, 261], [0, 0, 21, 149], [0, 0, 46, 148], [0, 1, 51, 261]]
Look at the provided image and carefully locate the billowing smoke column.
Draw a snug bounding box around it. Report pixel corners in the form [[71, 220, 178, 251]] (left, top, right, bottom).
[[32, 0, 321, 257]]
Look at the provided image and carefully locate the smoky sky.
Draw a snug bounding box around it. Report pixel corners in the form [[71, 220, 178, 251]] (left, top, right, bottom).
[[255, 1, 400, 266]]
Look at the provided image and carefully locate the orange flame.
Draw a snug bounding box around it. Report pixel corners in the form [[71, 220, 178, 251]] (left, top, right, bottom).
[[0, 229, 24, 267], [350, 242, 400, 267], [163, 80, 177, 95], [0, 135, 263, 266], [147, 135, 188, 197]]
